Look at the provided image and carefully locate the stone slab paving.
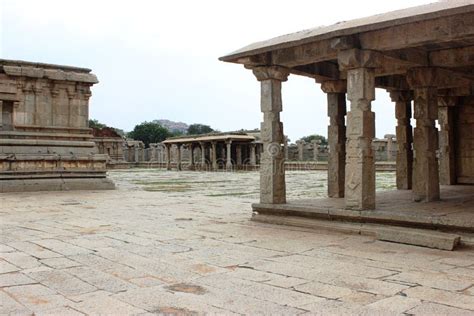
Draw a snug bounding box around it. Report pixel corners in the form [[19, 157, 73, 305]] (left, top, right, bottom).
[[0, 169, 473, 315]]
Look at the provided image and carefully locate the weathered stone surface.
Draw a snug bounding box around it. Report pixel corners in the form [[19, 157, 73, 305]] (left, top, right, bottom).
[[0, 290, 31, 315], [407, 302, 474, 316], [344, 67, 376, 210], [72, 293, 147, 315], [404, 286, 474, 310], [295, 281, 355, 299], [0, 272, 36, 287], [0, 259, 20, 273], [376, 227, 461, 250], [367, 295, 421, 314], [26, 270, 97, 296], [0, 252, 40, 269], [1, 171, 473, 315]]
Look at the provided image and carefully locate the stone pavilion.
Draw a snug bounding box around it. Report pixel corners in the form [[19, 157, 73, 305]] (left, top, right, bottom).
[[220, 1, 474, 249], [162, 132, 261, 171]]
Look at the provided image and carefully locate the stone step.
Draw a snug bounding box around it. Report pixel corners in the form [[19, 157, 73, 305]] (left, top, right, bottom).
[[252, 214, 463, 251], [375, 226, 460, 251]]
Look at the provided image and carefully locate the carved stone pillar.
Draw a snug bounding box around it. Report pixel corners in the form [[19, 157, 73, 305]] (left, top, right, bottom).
[[32, 84, 43, 126], [166, 144, 171, 170], [221, 146, 226, 164], [226, 140, 232, 170], [252, 66, 289, 204], [385, 135, 396, 161], [200, 142, 207, 170], [211, 141, 217, 171], [51, 87, 60, 126], [407, 68, 440, 202], [438, 96, 457, 185], [321, 80, 346, 198], [284, 136, 289, 160], [134, 145, 140, 163], [176, 144, 182, 171], [338, 49, 376, 210], [312, 140, 320, 161], [296, 140, 305, 161], [250, 143, 257, 165], [189, 144, 195, 171], [236, 144, 242, 166], [390, 90, 413, 190], [149, 144, 157, 161]]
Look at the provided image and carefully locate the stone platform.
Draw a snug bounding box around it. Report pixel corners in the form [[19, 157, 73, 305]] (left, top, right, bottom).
[[1, 170, 473, 315], [253, 186, 474, 248]]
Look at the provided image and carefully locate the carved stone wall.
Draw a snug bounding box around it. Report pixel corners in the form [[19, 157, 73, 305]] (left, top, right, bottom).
[[0, 59, 114, 192]]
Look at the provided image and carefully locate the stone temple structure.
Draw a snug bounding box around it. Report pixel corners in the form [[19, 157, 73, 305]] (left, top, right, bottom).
[[92, 127, 124, 162], [0, 60, 114, 192], [162, 132, 262, 171], [220, 2, 474, 249]]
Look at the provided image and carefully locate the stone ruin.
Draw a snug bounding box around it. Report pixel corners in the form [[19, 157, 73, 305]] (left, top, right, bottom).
[[0, 59, 114, 192]]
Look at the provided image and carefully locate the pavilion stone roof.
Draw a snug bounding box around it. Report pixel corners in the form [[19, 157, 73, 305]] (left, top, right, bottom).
[[219, 1, 474, 62], [163, 132, 256, 144]]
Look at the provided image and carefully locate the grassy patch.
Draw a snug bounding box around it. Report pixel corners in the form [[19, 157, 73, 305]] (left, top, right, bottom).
[[143, 185, 192, 192], [205, 192, 257, 197]]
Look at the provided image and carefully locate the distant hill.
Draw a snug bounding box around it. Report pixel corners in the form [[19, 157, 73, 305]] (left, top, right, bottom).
[[154, 119, 189, 134]]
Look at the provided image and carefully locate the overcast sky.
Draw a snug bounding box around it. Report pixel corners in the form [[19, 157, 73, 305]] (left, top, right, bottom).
[[0, 0, 434, 141]]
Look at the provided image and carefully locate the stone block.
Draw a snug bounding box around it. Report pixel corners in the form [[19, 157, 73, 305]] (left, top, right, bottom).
[[0, 272, 36, 287], [347, 68, 375, 101], [260, 80, 283, 113], [346, 111, 375, 138], [376, 227, 460, 250]]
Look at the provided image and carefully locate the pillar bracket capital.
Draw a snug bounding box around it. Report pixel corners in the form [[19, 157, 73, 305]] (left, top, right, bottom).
[[389, 90, 413, 103], [321, 80, 347, 93], [252, 66, 290, 82], [337, 49, 381, 71], [438, 95, 458, 107]]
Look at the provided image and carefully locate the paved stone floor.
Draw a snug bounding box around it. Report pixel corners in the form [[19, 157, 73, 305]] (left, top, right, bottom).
[[1, 170, 473, 315]]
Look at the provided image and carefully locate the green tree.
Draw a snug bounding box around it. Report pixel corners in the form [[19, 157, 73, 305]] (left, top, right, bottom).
[[187, 124, 214, 135], [88, 119, 107, 129], [128, 121, 171, 147], [299, 134, 328, 145]]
